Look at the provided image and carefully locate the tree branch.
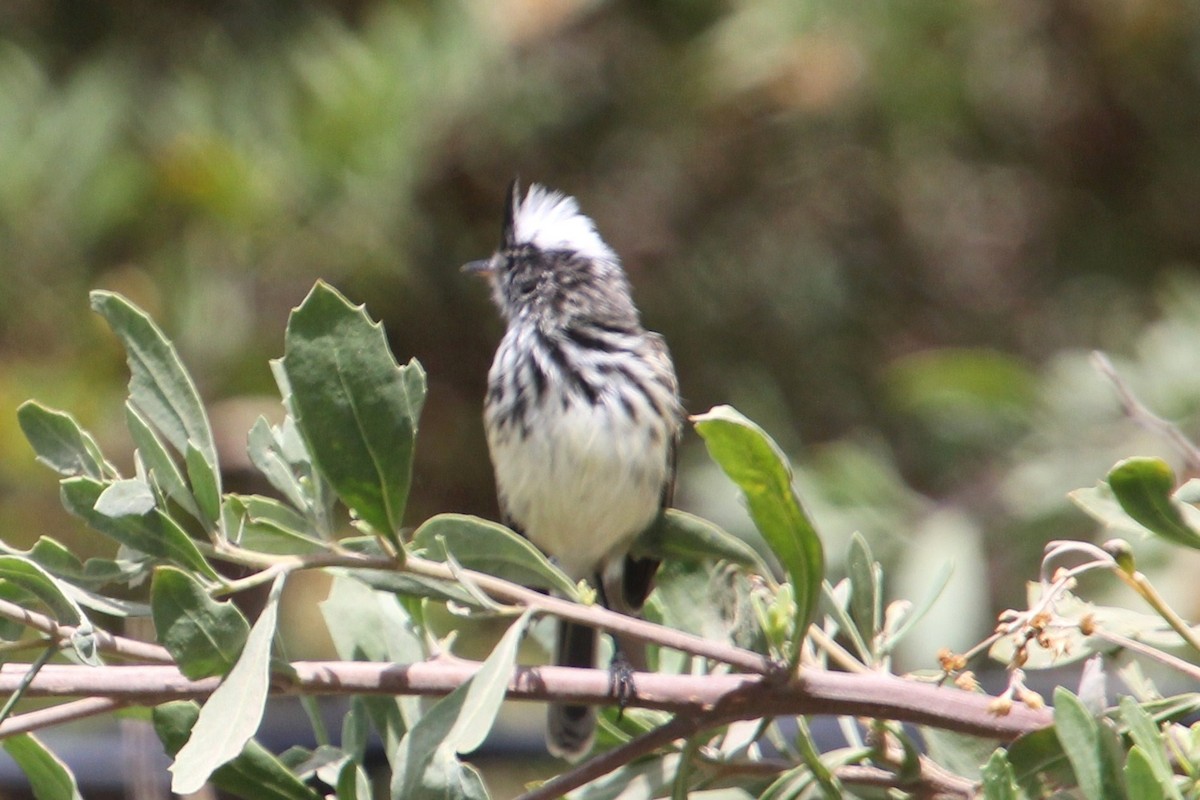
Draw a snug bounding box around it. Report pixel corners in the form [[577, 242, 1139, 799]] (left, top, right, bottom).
[[0, 659, 1051, 740]]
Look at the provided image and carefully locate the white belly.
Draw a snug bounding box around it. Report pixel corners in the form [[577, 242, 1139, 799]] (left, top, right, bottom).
[[488, 397, 668, 580]]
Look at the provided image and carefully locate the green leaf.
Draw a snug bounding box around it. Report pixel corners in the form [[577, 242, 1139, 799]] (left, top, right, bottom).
[[0, 555, 89, 627], [1069, 484, 1153, 539], [281, 282, 426, 547], [412, 514, 576, 598], [247, 417, 309, 512], [336, 760, 373, 800], [170, 573, 285, 794], [61, 477, 218, 580], [980, 749, 1020, 800], [879, 559, 953, 654], [1007, 727, 1072, 797], [692, 405, 825, 666], [1053, 687, 1126, 800], [223, 495, 326, 555], [1124, 747, 1167, 800], [0, 536, 148, 592], [152, 566, 250, 680], [794, 716, 842, 799], [3, 734, 84, 800], [320, 576, 421, 756], [0, 555, 100, 664], [345, 568, 486, 608], [448, 610, 531, 754], [153, 701, 322, 800], [94, 478, 157, 517], [846, 532, 880, 663], [341, 700, 371, 766], [186, 440, 221, 528], [1106, 458, 1200, 549], [1119, 696, 1183, 800], [391, 613, 530, 799], [90, 290, 221, 502], [920, 726, 996, 782], [126, 402, 202, 521], [635, 509, 772, 575], [16, 401, 113, 480]]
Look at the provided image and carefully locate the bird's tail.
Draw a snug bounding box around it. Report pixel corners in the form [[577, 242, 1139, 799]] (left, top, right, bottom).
[[546, 619, 597, 762]]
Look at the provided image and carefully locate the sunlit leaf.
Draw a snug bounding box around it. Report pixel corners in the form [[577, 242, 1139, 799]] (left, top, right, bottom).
[[1119, 696, 1183, 800], [391, 612, 530, 799], [979, 749, 1019, 800], [634, 509, 771, 575], [94, 478, 156, 517], [90, 290, 221, 506], [61, 477, 217, 579], [693, 405, 824, 667], [152, 566, 250, 680], [154, 701, 322, 800], [169, 574, 285, 793], [186, 440, 221, 527], [846, 532, 880, 663], [281, 282, 426, 549], [247, 417, 308, 511], [3, 734, 84, 800], [1106, 458, 1200, 549], [1123, 748, 1163, 800], [223, 495, 326, 555], [0, 555, 89, 628], [126, 402, 201, 520], [412, 514, 576, 598], [1053, 687, 1127, 800], [16, 401, 113, 480]]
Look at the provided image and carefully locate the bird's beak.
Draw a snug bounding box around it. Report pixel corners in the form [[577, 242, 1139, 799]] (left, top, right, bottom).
[[462, 257, 496, 276]]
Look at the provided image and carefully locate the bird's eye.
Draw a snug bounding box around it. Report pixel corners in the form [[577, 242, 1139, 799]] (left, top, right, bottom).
[[513, 275, 537, 297]]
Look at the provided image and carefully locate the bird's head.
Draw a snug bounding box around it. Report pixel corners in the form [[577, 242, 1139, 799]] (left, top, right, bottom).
[[464, 180, 638, 328]]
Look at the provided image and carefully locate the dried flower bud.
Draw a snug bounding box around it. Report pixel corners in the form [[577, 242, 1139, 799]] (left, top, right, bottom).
[[1013, 645, 1028, 668], [938, 648, 967, 672], [1019, 688, 1046, 710]]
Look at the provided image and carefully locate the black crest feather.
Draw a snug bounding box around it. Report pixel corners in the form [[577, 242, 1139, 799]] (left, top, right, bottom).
[[502, 177, 521, 247]]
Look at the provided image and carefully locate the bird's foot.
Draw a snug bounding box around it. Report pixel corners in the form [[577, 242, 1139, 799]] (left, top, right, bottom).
[[608, 650, 637, 721]]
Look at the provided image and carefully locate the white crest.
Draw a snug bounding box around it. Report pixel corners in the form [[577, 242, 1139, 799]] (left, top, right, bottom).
[[512, 184, 616, 263]]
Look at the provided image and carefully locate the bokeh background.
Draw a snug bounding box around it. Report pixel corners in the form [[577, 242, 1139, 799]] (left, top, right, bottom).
[[4, 0, 1200, 792]]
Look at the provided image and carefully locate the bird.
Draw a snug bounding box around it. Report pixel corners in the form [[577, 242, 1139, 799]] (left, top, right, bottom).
[[464, 179, 682, 761]]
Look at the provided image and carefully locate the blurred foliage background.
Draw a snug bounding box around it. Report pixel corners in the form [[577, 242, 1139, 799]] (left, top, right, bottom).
[[4, 0, 1200, 672]]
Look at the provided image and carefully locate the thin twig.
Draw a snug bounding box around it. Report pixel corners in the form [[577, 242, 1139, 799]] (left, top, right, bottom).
[[1089, 628, 1200, 682], [806, 626, 869, 673], [1110, 567, 1200, 658], [516, 712, 703, 800], [837, 763, 974, 799], [1092, 351, 1200, 472], [0, 697, 124, 737], [402, 554, 775, 674], [0, 644, 58, 728], [0, 597, 173, 664]]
